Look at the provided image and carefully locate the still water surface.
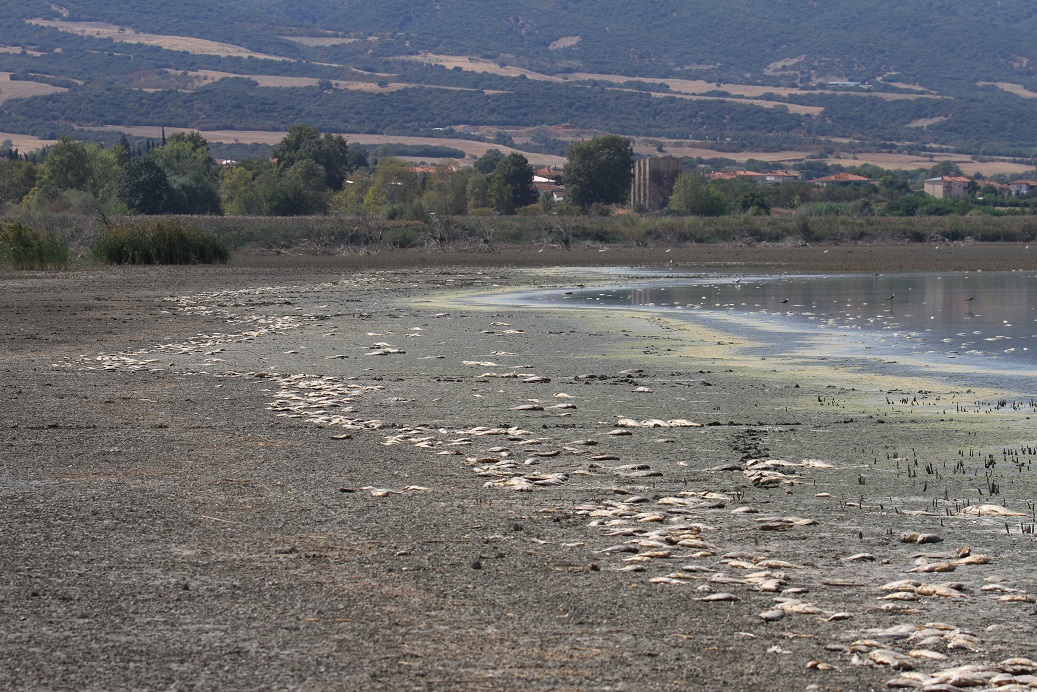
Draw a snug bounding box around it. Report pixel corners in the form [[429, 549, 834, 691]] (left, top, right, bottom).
[[525, 271, 1037, 393]]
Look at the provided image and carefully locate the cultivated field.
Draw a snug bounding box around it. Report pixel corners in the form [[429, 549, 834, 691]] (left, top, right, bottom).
[[278, 35, 359, 47], [26, 19, 290, 61], [563, 72, 943, 102], [977, 82, 1037, 99], [0, 72, 66, 104]]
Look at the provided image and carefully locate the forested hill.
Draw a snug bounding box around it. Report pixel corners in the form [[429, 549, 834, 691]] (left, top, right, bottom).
[[18, 0, 1037, 90], [2, 1, 1037, 158]]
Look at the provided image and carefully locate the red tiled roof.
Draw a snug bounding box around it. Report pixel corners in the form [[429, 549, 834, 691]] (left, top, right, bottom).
[[812, 173, 871, 182]]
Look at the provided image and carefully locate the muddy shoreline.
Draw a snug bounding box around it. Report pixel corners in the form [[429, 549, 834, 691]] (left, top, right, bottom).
[[3, 253, 1037, 690]]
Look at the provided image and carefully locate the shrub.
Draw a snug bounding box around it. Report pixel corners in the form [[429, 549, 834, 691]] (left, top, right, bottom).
[[92, 221, 229, 265], [0, 223, 69, 270]]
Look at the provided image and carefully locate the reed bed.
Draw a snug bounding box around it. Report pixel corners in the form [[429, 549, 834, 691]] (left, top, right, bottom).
[[91, 221, 229, 265], [5, 212, 1037, 264], [0, 223, 69, 270]]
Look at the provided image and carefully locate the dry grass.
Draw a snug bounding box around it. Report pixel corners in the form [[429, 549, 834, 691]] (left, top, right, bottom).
[[644, 90, 823, 115], [0, 46, 46, 56], [906, 116, 949, 129], [27, 19, 290, 61], [398, 54, 565, 82], [0, 71, 66, 104], [548, 36, 581, 50], [279, 36, 359, 47], [0, 130, 58, 150], [977, 82, 1037, 99], [562, 72, 941, 101], [185, 69, 318, 88], [163, 69, 487, 95]]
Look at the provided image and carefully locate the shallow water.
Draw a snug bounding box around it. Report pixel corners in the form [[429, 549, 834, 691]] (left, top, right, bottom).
[[525, 271, 1037, 394]]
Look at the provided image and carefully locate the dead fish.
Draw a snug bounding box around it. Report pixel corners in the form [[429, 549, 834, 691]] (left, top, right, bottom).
[[868, 649, 914, 670], [908, 562, 956, 573], [756, 559, 804, 569], [709, 463, 745, 472], [649, 576, 688, 585], [881, 580, 922, 591], [823, 612, 854, 622], [511, 404, 544, 411], [958, 504, 1027, 517], [639, 550, 673, 559], [916, 584, 967, 598], [843, 553, 876, 562], [759, 609, 786, 621], [1000, 658, 1037, 674], [909, 649, 949, 661], [805, 660, 834, 671], [879, 592, 919, 602], [600, 544, 639, 554], [999, 594, 1037, 603], [699, 593, 739, 602], [781, 602, 824, 615]]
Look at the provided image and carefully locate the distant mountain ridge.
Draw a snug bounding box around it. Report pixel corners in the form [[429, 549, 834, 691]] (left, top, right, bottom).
[[1, 1, 1037, 159], [27, 0, 1037, 90]]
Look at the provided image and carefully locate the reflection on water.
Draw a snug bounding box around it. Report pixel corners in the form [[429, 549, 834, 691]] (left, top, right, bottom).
[[545, 272, 1037, 391]]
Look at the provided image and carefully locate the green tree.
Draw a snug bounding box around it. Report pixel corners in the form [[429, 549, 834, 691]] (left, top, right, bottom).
[[563, 135, 633, 210], [736, 189, 771, 215], [474, 148, 506, 174], [272, 124, 351, 190], [0, 159, 38, 208], [420, 162, 474, 216], [665, 172, 730, 216], [269, 160, 330, 215], [329, 170, 371, 214], [152, 132, 221, 214], [36, 136, 91, 193], [363, 158, 421, 213], [928, 161, 964, 178], [27, 137, 124, 211], [117, 156, 171, 214], [219, 159, 279, 215], [488, 152, 537, 214]]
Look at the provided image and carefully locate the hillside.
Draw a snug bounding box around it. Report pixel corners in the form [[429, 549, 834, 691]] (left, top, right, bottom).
[[1, 1, 1036, 163]]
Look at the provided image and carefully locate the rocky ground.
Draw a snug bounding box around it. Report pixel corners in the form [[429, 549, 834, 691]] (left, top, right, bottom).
[[2, 256, 1037, 691]]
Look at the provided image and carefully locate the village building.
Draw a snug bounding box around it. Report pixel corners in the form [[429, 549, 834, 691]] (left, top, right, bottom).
[[704, 170, 799, 185], [534, 181, 566, 203], [1009, 179, 1037, 197], [924, 176, 972, 199], [811, 172, 872, 187], [534, 167, 563, 183]]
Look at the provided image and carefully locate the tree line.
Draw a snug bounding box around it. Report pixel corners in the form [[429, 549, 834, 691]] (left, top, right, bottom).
[[0, 128, 637, 218], [1, 128, 1034, 221]]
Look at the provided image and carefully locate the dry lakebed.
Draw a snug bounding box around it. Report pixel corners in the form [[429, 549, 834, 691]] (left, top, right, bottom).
[[3, 256, 1037, 691]]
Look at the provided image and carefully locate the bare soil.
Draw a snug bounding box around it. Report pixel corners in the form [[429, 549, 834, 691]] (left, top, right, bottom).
[[2, 253, 1036, 690]]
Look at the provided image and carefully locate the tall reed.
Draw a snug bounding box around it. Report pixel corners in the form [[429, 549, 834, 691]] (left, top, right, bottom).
[[92, 221, 229, 265], [0, 223, 69, 270]]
